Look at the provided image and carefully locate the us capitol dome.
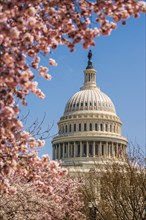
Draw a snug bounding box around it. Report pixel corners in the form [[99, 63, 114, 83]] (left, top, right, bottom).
[[52, 50, 128, 172]]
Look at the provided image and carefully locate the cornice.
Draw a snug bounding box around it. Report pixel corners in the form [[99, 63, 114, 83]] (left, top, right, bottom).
[[52, 133, 128, 144]]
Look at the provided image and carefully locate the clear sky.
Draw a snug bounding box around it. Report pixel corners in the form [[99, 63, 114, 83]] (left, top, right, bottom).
[[21, 14, 145, 158]]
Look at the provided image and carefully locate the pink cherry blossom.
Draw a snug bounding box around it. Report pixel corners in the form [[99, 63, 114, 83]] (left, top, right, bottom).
[[49, 58, 58, 66]]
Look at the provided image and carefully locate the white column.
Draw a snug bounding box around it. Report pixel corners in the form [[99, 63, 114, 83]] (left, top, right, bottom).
[[87, 141, 89, 157], [80, 141, 83, 157], [67, 143, 69, 158], [54, 144, 57, 160], [99, 142, 102, 156], [106, 142, 108, 157], [58, 144, 61, 160], [108, 124, 110, 132], [120, 143, 122, 158], [70, 143, 72, 157], [116, 143, 118, 157], [123, 144, 126, 158], [113, 125, 114, 133], [62, 143, 65, 159], [109, 143, 112, 157], [93, 141, 95, 157], [74, 142, 76, 157], [104, 142, 106, 156], [112, 143, 114, 157], [103, 123, 105, 132], [53, 145, 55, 160]]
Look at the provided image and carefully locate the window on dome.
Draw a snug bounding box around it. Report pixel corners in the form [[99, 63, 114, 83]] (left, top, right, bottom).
[[100, 124, 103, 131], [85, 102, 88, 106], [74, 124, 76, 132], [110, 124, 112, 132], [105, 124, 108, 132], [79, 123, 81, 131], [94, 102, 96, 106], [77, 103, 79, 107], [60, 145, 63, 159], [90, 102, 92, 106], [73, 103, 75, 107], [65, 125, 67, 133], [69, 124, 71, 132], [95, 123, 98, 131], [81, 102, 83, 106], [114, 125, 116, 132], [84, 123, 87, 131], [89, 123, 92, 131]]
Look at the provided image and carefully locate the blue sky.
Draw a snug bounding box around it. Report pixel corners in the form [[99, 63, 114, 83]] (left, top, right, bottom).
[[22, 14, 145, 158]]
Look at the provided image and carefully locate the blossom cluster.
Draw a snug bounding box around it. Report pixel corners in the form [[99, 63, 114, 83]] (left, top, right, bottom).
[[0, 157, 85, 219], [0, 0, 145, 195]]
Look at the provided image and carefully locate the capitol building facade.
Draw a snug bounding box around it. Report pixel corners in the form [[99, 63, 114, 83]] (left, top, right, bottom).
[[52, 51, 127, 172]]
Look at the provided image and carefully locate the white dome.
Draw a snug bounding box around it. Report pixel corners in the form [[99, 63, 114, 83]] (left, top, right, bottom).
[[64, 87, 116, 115], [52, 51, 128, 169]]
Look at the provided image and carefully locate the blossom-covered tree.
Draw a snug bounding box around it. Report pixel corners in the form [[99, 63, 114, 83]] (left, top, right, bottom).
[[0, 157, 85, 220], [0, 0, 145, 196]]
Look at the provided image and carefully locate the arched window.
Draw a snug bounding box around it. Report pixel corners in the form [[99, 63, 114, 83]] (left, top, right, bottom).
[[110, 124, 112, 132], [105, 124, 108, 132], [95, 123, 98, 131], [89, 123, 92, 131], [65, 125, 67, 133], [79, 123, 81, 131], [69, 124, 71, 132], [74, 124, 76, 132], [114, 125, 116, 132], [100, 124, 103, 131], [84, 123, 87, 131], [90, 73, 92, 81]]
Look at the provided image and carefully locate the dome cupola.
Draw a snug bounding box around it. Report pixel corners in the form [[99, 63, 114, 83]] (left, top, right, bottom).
[[64, 50, 116, 116]]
